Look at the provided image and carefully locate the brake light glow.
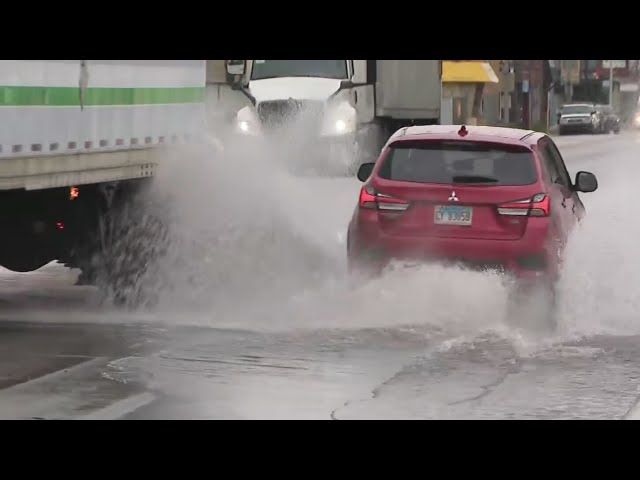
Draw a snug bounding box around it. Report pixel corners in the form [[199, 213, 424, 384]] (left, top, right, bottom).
[[359, 185, 377, 209], [359, 185, 409, 211], [497, 193, 550, 217], [56, 221, 65, 230]]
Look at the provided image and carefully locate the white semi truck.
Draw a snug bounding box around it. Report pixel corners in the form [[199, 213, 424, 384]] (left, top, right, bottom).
[[0, 60, 242, 304], [224, 60, 442, 174], [0, 59, 441, 303]]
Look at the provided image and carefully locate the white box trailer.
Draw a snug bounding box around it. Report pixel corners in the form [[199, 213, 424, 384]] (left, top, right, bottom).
[[370, 60, 442, 121], [0, 60, 241, 305], [0, 60, 207, 191]]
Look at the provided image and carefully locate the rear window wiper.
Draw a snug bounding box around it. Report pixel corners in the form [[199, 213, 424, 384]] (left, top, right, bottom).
[[452, 175, 499, 183]]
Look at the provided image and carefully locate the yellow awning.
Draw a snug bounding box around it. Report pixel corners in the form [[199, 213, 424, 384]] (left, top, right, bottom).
[[442, 61, 499, 83]]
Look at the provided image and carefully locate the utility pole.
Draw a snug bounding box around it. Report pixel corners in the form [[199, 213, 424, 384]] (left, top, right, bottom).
[[609, 60, 614, 107]]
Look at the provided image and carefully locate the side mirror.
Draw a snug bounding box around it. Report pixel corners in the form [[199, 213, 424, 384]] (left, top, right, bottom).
[[226, 60, 246, 76], [357, 162, 375, 182], [574, 171, 598, 193], [339, 79, 355, 90]]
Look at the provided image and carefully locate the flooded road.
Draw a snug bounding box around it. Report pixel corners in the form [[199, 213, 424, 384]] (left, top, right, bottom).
[[2, 131, 640, 420]]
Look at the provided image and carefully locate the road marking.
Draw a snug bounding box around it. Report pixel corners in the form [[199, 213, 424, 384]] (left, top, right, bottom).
[[624, 396, 640, 420], [0, 357, 112, 419], [0, 356, 154, 420], [2, 357, 108, 392], [76, 392, 156, 420]]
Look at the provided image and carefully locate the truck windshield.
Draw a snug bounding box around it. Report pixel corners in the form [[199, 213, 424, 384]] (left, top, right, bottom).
[[561, 105, 593, 115], [251, 60, 348, 80], [379, 141, 538, 186]]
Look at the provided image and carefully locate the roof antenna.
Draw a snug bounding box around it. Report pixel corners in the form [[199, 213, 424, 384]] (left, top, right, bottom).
[[458, 125, 468, 137]]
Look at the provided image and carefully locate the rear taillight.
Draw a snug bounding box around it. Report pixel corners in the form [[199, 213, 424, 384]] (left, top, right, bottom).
[[497, 193, 550, 217], [359, 185, 409, 212]]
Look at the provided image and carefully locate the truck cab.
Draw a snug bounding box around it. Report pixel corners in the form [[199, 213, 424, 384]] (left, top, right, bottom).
[[224, 60, 442, 175]]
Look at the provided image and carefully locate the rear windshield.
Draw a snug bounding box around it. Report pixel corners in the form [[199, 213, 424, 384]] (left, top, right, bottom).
[[561, 105, 593, 115], [378, 141, 538, 186]]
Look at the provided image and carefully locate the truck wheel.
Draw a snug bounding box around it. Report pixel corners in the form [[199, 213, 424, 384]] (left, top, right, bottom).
[[0, 253, 52, 273], [0, 231, 58, 273]]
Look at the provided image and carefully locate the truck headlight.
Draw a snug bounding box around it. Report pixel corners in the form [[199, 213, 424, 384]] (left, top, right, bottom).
[[236, 107, 260, 135], [322, 102, 357, 136]]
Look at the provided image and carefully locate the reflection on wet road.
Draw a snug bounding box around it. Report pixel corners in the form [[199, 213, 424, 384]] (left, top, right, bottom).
[[2, 132, 640, 420], [3, 317, 640, 420]]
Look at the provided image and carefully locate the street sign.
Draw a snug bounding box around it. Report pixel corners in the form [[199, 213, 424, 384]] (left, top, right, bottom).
[[602, 60, 627, 69], [560, 60, 580, 84], [620, 83, 639, 92]]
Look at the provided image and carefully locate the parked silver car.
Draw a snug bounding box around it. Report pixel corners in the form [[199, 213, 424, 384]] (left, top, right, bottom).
[[557, 103, 602, 135]]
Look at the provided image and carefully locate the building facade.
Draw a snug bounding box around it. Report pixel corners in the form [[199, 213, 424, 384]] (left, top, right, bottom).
[[440, 60, 499, 125], [480, 60, 516, 126], [508, 60, 552, 131]]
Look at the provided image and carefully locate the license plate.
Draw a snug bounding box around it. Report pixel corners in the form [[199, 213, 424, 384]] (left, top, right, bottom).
[[434, 205, 473, 226]]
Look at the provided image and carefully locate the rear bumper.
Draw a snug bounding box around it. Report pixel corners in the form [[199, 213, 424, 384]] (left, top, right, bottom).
[[559, 123, 595, 132], [348, 221, 555, 280]]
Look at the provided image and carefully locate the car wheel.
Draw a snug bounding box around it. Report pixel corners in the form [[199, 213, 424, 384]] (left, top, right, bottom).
[[347, 244, 386, 287], [506, 279, 558, 333]]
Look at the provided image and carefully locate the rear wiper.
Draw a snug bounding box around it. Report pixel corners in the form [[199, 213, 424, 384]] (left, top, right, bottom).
[[452, 175, 499, 183]]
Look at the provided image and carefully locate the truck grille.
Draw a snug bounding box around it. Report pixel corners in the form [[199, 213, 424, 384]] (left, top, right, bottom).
[[257, 100, 324, 131]]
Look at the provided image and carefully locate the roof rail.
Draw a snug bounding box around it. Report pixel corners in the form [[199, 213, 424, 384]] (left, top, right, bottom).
[[519, 131, 536, 141]]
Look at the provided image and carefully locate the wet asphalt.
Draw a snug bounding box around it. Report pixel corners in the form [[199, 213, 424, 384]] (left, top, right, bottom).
[[2, 130, 640, 420]]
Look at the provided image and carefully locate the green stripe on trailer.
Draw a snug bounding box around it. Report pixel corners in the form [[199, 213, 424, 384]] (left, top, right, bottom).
[[0, 86, 205, 106]]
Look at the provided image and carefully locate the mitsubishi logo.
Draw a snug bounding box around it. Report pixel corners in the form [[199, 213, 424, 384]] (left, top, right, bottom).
[[448, 191, 459, 202]]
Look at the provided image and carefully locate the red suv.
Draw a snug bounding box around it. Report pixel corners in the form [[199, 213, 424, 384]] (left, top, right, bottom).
[[347, 125, 598, 324]]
